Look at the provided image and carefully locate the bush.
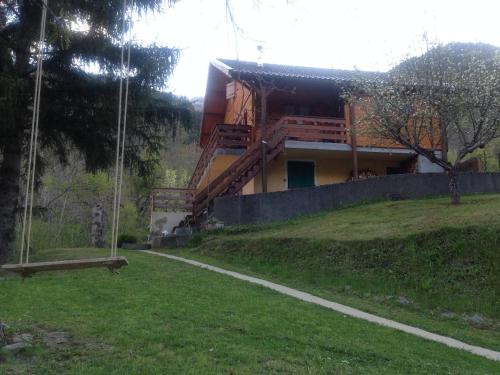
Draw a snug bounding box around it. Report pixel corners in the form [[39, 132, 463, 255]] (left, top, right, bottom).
[[16, 218, 89, 251], [117, 234, 138, 248]]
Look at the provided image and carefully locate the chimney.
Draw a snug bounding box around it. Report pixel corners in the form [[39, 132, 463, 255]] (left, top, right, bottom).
[[257, 45, 264, 68]]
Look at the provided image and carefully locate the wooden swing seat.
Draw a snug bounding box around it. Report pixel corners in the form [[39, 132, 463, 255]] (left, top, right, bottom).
[[1, 256, 129, 278]]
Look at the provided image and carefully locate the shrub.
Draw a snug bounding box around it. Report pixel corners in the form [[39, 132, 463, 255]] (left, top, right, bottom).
[[117, 234, 138, 248]]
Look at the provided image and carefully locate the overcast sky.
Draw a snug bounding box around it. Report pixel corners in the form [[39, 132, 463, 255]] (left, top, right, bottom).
[[133, 0, 500, 98]]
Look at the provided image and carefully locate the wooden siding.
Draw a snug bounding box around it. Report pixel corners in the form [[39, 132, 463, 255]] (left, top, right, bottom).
[[224, 81, 254, 125], [351, 98, 440, 150]]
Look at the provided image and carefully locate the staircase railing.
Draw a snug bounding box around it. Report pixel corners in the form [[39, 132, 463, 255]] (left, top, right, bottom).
[[151, 188, 195, 212], [192, 116, 347, 216], [154, 116, 347, 218], [192, 119, 290, 216], [188, 124, 251, 189]]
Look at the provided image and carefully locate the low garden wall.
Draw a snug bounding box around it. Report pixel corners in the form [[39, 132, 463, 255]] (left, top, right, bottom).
[[213, 173, 500, 226]]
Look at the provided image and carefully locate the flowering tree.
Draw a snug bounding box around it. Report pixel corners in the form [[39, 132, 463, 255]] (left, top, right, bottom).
[[347, 43, 500, 204]]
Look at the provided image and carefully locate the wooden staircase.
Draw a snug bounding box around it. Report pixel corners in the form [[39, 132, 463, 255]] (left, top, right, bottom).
[[150, 116, 347, 219], [188, 124, 252, 190], [193, 120, 288, 216]]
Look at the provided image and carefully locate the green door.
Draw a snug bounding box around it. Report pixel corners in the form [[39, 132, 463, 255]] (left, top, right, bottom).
[[287, 161, 315, 189]]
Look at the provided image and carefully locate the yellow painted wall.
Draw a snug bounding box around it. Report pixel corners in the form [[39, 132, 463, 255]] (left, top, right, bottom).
[[224, 82, 254, 125], [252, 155, 287, 193], [196, 154, 240, 192], [249, 153, 404, 194], [242, 179, 255, 195], [316, 157, 352, 185]]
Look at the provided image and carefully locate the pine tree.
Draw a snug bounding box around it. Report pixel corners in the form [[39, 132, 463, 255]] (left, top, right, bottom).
[[0, 0, 187, 263]]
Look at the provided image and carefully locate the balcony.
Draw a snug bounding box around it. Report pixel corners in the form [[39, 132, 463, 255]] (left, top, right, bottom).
[[189, 116, 347, 190], [188, 124, 252, 189], [274, 116, 347, 144], [151, 188, 195, 212]]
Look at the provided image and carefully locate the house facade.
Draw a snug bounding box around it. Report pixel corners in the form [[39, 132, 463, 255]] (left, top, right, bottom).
[[151, 59, 443, 223]]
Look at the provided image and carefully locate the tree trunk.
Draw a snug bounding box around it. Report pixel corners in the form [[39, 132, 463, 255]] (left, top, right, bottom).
[[447, 170, 460, 205], [91, 203, 105, 248], [0, 321, 8, 345], [0, 141, 22, 264]]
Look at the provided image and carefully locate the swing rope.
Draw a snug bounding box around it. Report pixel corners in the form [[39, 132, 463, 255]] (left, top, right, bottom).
[[19, 0, 48, 265], [18, 0, 133, 264], [111, 0, 134, 258]]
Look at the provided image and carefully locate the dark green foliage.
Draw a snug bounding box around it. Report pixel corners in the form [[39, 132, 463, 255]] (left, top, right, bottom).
[[0, 1, 189, 262], [1, 1, 186, 171], [117, 233, 137, 247]]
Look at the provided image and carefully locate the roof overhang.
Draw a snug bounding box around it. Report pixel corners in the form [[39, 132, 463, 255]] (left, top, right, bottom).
[[210, 59, 233, 77], [199, 60, 234, 147], [198, 58, 382, 146]]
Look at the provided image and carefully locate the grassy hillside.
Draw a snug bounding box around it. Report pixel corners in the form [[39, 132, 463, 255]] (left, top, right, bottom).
[[2, 195, 499, 372], [1, 248, 499, 374], [171, 194, 500, 351], [212, 194, 500, 241]]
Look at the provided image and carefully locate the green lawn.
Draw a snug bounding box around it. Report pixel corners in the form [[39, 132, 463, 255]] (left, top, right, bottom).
[[212, 193, 500, 241], [170, 194, 500, 352], [1, 248, 499, 374]]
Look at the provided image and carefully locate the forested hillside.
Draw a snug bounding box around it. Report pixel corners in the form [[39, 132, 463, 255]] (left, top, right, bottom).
[[23, 98, 202, 251]]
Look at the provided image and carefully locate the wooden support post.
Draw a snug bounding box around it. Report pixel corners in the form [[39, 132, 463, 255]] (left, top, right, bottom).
[[260, 83, 268, 193], [346, 103, 359, 180]]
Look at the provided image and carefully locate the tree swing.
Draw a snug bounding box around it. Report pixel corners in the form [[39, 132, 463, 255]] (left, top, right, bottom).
[[1, 0, 134, 277]]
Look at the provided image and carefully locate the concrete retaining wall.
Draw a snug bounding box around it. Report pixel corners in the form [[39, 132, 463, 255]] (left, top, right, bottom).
[[150, 211, 189, 236], [213, 173, 500, 226]]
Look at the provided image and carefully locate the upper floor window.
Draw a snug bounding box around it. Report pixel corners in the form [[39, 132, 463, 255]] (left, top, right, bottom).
[[285, 104, 311, 116]]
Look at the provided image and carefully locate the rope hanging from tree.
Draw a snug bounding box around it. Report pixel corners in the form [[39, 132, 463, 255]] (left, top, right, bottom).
[[19, 0, 48, 265], [12, 0, 132, 273], [110, 0, 134, 258]]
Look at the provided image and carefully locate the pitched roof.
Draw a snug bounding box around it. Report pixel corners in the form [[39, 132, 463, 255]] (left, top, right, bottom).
[[215, 58, 382, 83]]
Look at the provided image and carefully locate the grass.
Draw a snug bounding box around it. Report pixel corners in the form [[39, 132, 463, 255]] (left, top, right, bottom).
[[168, 194, 500, 352], [0, 248, 499, 374], [212, 194, 500, 241], [15, 219, 90, 251]]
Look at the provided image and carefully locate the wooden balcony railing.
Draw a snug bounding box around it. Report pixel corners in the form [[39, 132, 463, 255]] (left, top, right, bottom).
[[188, 124, 252, 189], [151, 188, 195, 212], [279, 116, 347, 143]]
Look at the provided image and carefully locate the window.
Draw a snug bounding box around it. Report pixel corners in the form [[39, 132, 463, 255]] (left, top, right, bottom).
[[285, 104, 311, 116]]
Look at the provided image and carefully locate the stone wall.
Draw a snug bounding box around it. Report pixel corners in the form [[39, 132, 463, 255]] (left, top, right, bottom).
[[213, 173, 500, 226]]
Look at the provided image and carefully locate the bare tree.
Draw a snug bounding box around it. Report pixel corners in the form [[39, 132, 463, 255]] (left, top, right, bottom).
[[347, 43, 500, 204]]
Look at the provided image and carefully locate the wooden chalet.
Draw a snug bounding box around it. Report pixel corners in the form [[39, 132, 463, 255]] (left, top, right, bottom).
[[151, 59, 443, 226]]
